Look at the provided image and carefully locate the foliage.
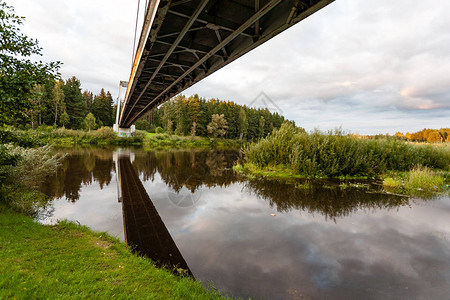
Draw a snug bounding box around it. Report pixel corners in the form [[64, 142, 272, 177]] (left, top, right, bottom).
[[239, 107, 248, 140], [378, 128, 450, 143], [0, 145, 18, 194], [135, 118, 150, 131], [62, 76, 87, 129], [60, 111, 69, 127], [52, 80, 65, 125], [243, 122, 450, 178], [144, 133, 241, 149], [0, 145, 64, 214], [207, 114, 228, 138], [139, 94, 286, 141], [0, 0, 60, 126], [92, 88, 114, 127], [84, 112, 96, 131]]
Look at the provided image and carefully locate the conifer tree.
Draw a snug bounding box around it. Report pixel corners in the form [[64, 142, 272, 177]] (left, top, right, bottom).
[[62, 76, 87, 129]]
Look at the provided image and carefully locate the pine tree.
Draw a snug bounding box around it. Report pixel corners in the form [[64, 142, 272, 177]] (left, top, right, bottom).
[[92, 89, 114, 127], [258, 116, 265, 139], [83, 91, 93, 113]]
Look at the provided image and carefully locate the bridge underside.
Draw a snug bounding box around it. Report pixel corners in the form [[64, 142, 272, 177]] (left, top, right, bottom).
[[119, 0, 334, 128]]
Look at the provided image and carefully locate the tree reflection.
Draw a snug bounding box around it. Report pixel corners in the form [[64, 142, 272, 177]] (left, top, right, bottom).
[[132, 149, 240, 192], [41, 148, 114, 202], [42, 148, 433, 221], [244, 179, 412, 221]]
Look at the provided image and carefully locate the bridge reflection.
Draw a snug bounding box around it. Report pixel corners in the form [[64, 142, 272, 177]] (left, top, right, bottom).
[[116, 151, 192, 276]]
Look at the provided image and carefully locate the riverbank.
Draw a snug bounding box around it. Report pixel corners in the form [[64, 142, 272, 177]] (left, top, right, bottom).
[[0, 205, 224, 299], [236, 123, 450, 195], [0, 127, 243, 149], [144, 133, 242, 149]]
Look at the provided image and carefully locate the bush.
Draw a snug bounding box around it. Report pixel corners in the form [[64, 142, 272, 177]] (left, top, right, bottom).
[[243, 122, 450, 178], [1, 145, 64, 214], [155, 126, 165, 134], [94, 127, 116, 140]]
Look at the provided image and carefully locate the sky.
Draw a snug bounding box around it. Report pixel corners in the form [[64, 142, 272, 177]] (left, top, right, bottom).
[[7, 0, 450, 134]]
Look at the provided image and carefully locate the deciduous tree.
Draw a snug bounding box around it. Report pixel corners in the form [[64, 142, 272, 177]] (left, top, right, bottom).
[[0, 1, 60, 126]]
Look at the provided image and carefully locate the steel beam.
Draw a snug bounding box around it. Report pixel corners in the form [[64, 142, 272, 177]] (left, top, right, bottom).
[[126, 0, 284, 126], [123, 0, 211, 124]]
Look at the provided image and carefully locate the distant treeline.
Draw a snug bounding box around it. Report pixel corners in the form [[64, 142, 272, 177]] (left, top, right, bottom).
[[136, 94, 288, 140], [353, 128, 450, 143], [394, 128, 450, 143], [17, 76, 115, 130]]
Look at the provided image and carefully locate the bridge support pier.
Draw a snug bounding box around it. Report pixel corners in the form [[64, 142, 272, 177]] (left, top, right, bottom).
[[113, 124, 135, 137]]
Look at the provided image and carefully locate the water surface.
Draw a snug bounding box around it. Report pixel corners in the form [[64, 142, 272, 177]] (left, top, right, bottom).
[[40, 148, 450, 300]]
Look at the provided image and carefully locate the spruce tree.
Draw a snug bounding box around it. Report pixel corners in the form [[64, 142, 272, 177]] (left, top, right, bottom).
[[62, 76, 87, 129]]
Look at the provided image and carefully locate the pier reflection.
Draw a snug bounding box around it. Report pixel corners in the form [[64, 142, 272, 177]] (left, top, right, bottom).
[[116, 151, 192, 276]]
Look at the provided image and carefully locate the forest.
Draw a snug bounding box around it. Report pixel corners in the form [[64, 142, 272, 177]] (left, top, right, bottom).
[[135, 94, 287, 140], [9, 77, 116, 131]]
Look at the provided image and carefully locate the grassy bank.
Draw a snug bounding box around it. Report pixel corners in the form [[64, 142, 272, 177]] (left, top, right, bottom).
[[0, 127, 243, 149], [236, 123, 450, 194], [0, 126, 145, 147], [144, 133, 242, 149], [0, 206, 224, 299], [382, 166, 449, 195], [0, 144, 227, 298]]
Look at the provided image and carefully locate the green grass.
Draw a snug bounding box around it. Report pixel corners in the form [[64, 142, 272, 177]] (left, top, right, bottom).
[[0, 206, 225, 299], [405, 166, 445, 190], [144, 133, 242, 149], [0, 127, 145, 147], [233, 163, 306, 180], [382, 166, 449, 196]]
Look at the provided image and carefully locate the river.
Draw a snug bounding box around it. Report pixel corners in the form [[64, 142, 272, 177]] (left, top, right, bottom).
[[39, 148, 450, 300]]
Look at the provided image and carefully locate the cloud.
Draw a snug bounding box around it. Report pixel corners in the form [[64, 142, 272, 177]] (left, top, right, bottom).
[[8, 0, 450, 133]]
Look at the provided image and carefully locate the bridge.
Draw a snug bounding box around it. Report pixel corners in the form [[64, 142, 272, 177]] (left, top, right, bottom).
[[115, 0, 334, 134]]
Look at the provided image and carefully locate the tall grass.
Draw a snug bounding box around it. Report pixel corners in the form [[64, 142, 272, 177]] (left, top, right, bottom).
[[1, 145, 65, 214], [243, 122, 450, 178]]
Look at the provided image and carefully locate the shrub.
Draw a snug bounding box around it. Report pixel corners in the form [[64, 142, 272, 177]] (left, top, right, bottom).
[[243, 122, 450, 178], [95, 127, 116, 140], [1, 145, 64, 214], [155, 126, 165, 134]]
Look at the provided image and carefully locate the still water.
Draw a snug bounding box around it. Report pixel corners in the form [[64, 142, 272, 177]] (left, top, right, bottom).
[[40, 148, 450, 300]]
